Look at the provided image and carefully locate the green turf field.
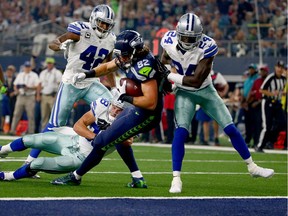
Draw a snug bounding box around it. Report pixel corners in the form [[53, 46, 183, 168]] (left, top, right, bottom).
[[0, 139, 287, 198]]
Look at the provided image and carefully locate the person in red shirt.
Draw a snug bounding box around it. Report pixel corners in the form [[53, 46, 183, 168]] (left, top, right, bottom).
[[164, 93, 175, 143], [246, 65, 269, 147]]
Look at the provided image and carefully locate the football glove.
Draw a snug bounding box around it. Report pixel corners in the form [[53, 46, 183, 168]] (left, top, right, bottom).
[[154, 57, 172, 95], [72, 73, 86, 85], [97, 119, 110, 130], [118, 80, 133, 104], [60, 39, 73, 59]]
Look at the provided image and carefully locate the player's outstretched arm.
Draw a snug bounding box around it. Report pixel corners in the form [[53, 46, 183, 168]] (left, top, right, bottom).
[[72, 59, 119, 84], [49, 32, 79, 51]]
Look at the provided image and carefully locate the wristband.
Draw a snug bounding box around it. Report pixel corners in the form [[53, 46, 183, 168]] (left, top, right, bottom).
[[85, 69, 96, 78], [167, 73, 184, 85]]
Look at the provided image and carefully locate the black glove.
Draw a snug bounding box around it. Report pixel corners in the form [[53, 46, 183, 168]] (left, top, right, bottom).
[[97, 119, 110, 130], [154, 57, 172, 95]]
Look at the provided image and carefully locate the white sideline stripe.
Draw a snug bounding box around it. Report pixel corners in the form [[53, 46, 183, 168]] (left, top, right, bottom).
[[0, 135, 286, 155], [0, 196, 286, 201], [0, 158, 286, 164]]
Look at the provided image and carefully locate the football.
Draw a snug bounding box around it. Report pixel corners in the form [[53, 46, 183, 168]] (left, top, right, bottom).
[[120, 78, 143, 97]]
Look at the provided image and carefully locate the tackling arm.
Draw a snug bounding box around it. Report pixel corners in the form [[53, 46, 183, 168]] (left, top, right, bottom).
[[73, 110, 97, 140], [167, 57, 214, 89], [49, 32, 79, 51]]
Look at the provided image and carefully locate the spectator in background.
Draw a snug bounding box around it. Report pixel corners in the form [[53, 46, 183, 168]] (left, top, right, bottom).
[[9, 61, 40, 135], [262, 27, 276, 57], [256, 61, 286, 152], [1, 65, 17, 131], [37, 57, 62, 130], [246, 65, 269, 148], [211, 70, 229, 145], [242, 63, 259, 147]]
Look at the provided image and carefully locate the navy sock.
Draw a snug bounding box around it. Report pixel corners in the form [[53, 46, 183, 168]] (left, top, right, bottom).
[[13, 164, 34, 179], [10, 138, 26, 151], [29, 149, 41, 158], [172, 127, 189, 171], [116, 144, 138, 172], [224, 124, 251, 160]]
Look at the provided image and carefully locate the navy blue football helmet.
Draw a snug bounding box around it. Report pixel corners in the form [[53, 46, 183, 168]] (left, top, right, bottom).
[[114, 30, 144, 69]]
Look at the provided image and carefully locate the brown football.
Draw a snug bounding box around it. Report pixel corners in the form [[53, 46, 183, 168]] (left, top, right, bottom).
[[120, 78, 143, 97]]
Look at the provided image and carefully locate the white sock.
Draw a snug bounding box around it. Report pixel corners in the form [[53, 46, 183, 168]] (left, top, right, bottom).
[[1, 143, 12, 153], [73, 171, 82, 180], [244, 157, 254, 165], [25, 155, 36, 163], [173, 171, 181, 177], [131, 170, 143, 178], [5, 172, 15, 181]]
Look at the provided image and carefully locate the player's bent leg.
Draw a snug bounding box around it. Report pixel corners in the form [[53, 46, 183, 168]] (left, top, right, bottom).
[[30, 155, 82, 174], [0, 138, 27, 158], [0, 163, 37, 181]]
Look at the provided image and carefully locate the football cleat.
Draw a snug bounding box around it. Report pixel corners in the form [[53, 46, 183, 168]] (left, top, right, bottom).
[[0, 146, 8, 158], [127, 177, 147, 188], [23, 161, 40, 179], [169, 176, 182, 193], [248, 163, 274, 178], [51, 172, 81, 186]]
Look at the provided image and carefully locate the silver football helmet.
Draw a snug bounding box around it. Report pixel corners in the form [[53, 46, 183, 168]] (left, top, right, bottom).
[[89, 4, 115, 39], [176, 13, 203, 51]]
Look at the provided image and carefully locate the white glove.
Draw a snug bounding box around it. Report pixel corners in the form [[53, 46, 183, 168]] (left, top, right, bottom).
[[110, 87, 120, 98], [72, 73, 86, 85], [60, 39, 73, 59], [59, 39, 73, 50], [118, 80, 127, 96]]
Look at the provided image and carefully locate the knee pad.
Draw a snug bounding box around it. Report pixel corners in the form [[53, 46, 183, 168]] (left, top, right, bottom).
[[24, 133, 58, 148], [30, 157, 45, 171]]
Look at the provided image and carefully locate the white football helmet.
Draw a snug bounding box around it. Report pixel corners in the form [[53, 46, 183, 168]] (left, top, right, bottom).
[[176, 13, 203, 51], [89, 4, 115, 39]]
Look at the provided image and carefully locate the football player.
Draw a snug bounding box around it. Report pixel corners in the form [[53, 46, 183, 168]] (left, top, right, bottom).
[[25, 5, 119, 165], [50, 30, 171, 186], [160, 13, 274, 193], [0, 97, 147, 188]]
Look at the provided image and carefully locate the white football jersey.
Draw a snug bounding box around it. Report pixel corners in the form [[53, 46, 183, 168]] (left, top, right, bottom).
[[161, 30, 218, 91], [78, 97, 114, 156], [62, 21, 116, 88]]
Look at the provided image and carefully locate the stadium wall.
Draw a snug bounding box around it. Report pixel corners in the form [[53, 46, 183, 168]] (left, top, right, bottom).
[[0, 56, 286, 82]]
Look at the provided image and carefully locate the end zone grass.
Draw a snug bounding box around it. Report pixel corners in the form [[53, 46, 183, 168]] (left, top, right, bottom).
[[0, 139, 286, 198]]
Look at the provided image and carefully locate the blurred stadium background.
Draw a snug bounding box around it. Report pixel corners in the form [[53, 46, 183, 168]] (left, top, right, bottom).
[[0, 0, 287, 81]]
